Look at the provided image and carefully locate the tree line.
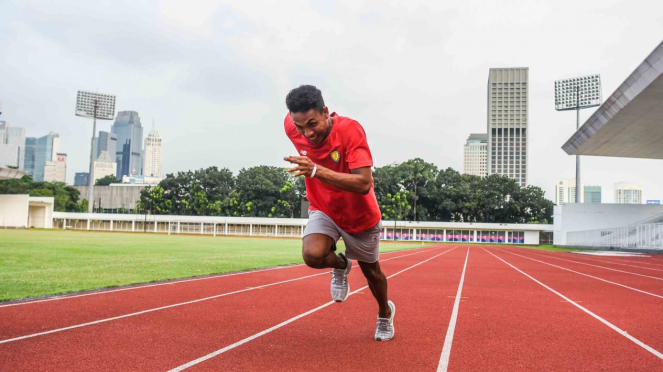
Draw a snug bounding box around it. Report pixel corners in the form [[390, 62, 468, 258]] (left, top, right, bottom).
[[0, 158, 554, 223], [137, 158, 554, 223]]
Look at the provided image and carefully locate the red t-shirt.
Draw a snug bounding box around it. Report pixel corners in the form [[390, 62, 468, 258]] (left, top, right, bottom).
[[285, 112, 382, 234]]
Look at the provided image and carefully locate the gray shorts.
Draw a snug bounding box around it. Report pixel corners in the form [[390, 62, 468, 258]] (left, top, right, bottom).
[[304, 210, 382, 263]]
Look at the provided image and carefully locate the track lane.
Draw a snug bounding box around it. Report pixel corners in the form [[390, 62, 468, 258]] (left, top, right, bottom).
[[0, 247, 450, 372], [494, 248, 663, 299], [447, 246, 663, 371], [484, 247, 663, 359], [513, 248, 663, 276], [504, 248, 663, 281], [0, 247, 435, 341], [499, 247, 663, 297], [551, 252, 663, 272], [170, 247, 468, 371]]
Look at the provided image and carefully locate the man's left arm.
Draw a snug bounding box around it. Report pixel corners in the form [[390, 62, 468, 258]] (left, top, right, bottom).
[[284, 156, 372, 195]]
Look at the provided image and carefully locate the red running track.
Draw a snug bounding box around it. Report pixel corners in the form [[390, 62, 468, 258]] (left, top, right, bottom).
[[1, 245, 662, 371]]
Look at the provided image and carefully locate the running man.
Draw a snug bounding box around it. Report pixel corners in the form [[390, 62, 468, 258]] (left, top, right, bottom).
[[283, 85, 395, 341]]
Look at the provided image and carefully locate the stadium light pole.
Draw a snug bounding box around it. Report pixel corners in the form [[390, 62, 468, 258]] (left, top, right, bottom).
[[554, 75, 602, 203], [76, 91, 116, 213]]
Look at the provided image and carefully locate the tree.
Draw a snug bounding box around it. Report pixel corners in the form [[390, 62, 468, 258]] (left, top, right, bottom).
[[139, 166, 236, 215], [378, 191, 412, 221], [398, 158, 437, 221], [95, 175, 121, 186], [139, 186, 173, 214], [235, 166, 301, 217]]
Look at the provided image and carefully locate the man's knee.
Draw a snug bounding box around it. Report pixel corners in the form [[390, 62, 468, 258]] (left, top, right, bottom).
[[303, 250, 325, 268]]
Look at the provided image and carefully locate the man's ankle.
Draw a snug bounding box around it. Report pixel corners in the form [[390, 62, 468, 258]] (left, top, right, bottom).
[[339, 253, 348, 270]]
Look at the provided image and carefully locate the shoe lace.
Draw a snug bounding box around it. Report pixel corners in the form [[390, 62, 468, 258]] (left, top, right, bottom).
[[376, 318, 391, 332], [331, 270, 347, 286]]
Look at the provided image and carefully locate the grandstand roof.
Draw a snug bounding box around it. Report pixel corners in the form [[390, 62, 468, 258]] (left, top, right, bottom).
[[563, 41, 663, 159]]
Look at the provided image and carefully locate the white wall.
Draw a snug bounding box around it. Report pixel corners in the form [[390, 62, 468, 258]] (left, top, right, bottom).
[[524, 231, 540, 245], [0, 194, 29, 227], [554, 203, 663, 246], [29, 206, 46, 228]]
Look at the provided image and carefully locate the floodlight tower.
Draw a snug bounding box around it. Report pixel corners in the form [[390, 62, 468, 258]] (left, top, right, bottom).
[[554, 75, 602, 203], [76, 91, 116, 213]]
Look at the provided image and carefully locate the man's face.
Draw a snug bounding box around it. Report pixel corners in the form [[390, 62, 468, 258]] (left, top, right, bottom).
[[291, 107, 332, 146]]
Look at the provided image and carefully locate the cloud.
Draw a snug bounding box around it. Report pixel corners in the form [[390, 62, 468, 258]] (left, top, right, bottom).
[[1, 0, 663, 202]]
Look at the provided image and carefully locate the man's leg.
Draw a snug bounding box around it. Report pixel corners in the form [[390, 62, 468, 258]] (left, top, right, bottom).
[[358, 260, 391, 318], [302, 233, 346, 270]]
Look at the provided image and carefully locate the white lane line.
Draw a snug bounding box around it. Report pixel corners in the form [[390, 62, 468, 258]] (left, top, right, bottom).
[[567, 252, 663, 268], [494, 248, 663, 300], [0, 247, 439, 344], [0, 245, 435, 309], [608, 258, 663, 268], [166, 247, 459, 372], [484, 248, 663, 361], [515, 249, 663, 272], [503, 248, 663, 281], [436, 247, 470, 372]]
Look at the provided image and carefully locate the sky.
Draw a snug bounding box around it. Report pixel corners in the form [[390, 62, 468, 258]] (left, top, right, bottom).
[[1, 0, 662, 203]]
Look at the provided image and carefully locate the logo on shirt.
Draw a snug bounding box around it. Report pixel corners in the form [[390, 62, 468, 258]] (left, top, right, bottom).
[[300, 150, 307, 155], [330, 151, 340, 162]]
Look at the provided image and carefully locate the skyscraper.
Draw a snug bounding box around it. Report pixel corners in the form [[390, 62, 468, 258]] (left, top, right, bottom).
[[556, 178, 582, 205], [92, 151, 117, 184], [584, 186, 602, 204], [615, 182, 642, 204], [96, 131, 117, 160], [33, 132, 61, 182], [463, 133, 487, 177], [74, 172, 89, 186], [487, 68, 529, 187], [0, 121, 26, 169], [24, 137, 37, 177], [111, 111, 143, 178], [44, 153, 67, 183], [143, 129, 162, 178]]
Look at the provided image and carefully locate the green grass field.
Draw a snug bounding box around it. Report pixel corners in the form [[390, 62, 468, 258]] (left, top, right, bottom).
[[0, 230, 568, 301], [0, 230, 431, 301]]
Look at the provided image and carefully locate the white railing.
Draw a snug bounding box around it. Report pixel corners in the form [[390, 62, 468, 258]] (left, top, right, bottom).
[[50, 212, 551, 243], [567, 222, 663, 250]]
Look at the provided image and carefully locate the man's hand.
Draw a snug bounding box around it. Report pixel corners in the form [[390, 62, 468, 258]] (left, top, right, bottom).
[[284, 155, 372, 194], [284, 156, 316, 177]]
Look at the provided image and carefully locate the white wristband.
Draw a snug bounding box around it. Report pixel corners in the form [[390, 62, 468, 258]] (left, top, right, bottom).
[[310, 164, 317, 178]]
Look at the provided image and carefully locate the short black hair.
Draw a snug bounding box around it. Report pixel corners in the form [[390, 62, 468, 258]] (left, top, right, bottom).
[[286, 85, 325, 113]]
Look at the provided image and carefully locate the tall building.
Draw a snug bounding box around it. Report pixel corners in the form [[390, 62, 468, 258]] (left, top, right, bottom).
[[143, 129, 162, 177], [33, 132, 61, 182], [584, 185, 602, 204], [487, 68, 529, 187], [0, 121, 26, 169], [111, 111, 143, 178], [615, 182, 642, 204], [44, 153, 67, 183], [556, 178, 583, 205], [463, 133, 487, 177], [24, 137, 37, 176], [74, 172, 89, 186], [96, 131, 117, 160], [92, 151, 117, 184]]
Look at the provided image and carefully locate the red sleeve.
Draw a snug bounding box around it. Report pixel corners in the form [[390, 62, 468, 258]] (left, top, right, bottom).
[[283, 113, 298, 144], [344, 120, 373, 169]]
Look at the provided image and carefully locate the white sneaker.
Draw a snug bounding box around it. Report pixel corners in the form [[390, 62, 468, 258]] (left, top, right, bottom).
[[375, 300, 395, 341], [331, 253, 351, 302]]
